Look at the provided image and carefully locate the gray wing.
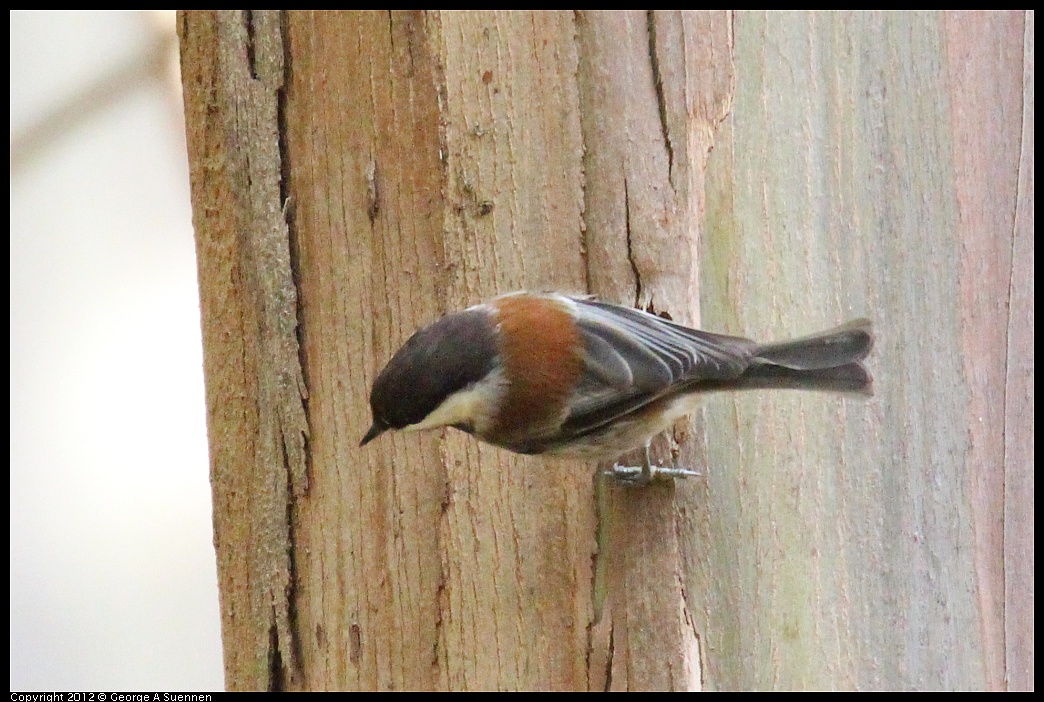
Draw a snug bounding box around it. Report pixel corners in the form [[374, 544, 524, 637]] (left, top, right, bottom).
[[559, 298, 756, 440]]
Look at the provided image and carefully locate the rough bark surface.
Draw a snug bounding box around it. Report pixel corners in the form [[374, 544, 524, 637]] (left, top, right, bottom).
[[180, 10, 1032, 691]]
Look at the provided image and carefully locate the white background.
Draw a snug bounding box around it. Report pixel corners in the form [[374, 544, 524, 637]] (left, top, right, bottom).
[[10, 11, 224, 690]]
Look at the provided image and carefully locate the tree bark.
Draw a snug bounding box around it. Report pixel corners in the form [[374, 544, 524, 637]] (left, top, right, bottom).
[[179, 10, 1032, 691]]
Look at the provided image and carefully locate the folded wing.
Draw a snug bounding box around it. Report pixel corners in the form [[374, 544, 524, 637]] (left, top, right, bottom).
[[559, 299, 756, 441]]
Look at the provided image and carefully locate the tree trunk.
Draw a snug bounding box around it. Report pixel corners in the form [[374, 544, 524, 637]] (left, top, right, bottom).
[[179, 10, 1032, 691]]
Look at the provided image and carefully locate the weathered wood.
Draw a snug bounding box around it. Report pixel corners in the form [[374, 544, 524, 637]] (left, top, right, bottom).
[[181, 10, 1031, 691]]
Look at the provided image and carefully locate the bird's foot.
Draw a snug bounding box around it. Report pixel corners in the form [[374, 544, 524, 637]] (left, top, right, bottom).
[[603, 463, 701, 486]]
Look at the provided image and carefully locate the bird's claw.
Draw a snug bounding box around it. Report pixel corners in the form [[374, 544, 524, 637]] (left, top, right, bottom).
[[603, 463, 701, 486]]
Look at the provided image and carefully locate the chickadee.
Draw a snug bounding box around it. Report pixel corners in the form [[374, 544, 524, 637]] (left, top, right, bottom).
[[361, 292, 873, 484]]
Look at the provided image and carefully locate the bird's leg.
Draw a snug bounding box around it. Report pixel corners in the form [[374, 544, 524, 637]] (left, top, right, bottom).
[[604, 444, 701, 485]]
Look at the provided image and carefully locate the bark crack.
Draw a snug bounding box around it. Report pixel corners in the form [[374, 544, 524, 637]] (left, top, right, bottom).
[[624, 178, 642, 307], [1000, 15, 1033, 678], [219, 10, 308, 687], [647, 11, 674, 178], [244, 10, 258, 80]]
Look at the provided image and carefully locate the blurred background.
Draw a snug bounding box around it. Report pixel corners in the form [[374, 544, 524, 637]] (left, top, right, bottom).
[[10, 11, 224, 690]]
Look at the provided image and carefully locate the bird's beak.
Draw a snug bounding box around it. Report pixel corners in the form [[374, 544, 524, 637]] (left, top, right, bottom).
[[359, 421, 388, 447]]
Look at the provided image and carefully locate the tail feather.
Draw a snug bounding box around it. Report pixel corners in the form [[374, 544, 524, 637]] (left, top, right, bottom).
[[754, 318, 873, 370], [733, 361, 873, 395], [720, 319, 874, 395]]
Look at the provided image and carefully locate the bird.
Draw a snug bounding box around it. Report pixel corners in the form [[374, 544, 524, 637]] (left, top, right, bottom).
[[360, 292, 873, 484]]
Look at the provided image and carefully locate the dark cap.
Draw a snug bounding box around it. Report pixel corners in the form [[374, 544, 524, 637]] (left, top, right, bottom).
[[362, 307, 499, 444]]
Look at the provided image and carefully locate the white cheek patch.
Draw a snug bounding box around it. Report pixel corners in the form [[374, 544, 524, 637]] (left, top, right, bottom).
[[404, 368, 505, 434]]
